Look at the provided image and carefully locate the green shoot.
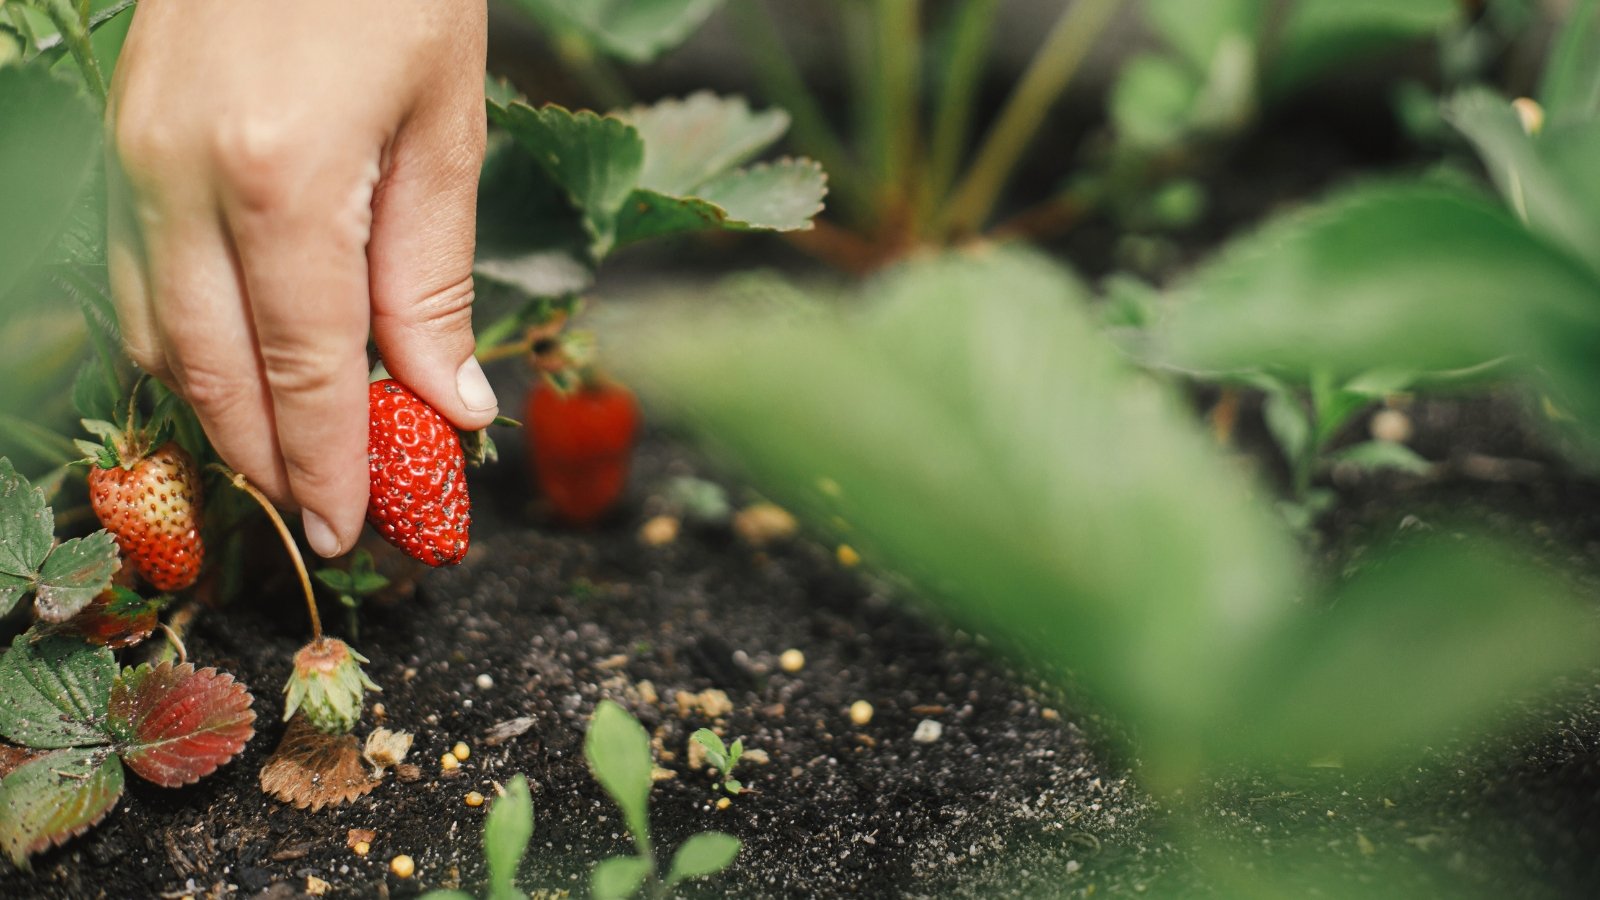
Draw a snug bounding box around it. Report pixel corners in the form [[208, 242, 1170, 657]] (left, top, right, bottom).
[[690, 728, 745, 794], [586, 701, 741, 898], [313, 549, 389, 641]]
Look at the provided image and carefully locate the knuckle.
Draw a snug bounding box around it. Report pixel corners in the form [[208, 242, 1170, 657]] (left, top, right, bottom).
[[257, 340, 348, 398], [175, 358, 254, 412], [210, 114, 304, 211], [112, 116, 182, 191]]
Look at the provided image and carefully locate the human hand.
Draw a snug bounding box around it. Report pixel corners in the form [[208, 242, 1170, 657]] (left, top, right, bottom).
[[106, 0, 495, 558]]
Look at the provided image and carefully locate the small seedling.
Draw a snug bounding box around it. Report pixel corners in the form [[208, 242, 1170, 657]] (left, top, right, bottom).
[[314, 549, 390, 641], [587, 701, 741, 899], [689, 728, 745, 795], [421, 774, 534, 900]]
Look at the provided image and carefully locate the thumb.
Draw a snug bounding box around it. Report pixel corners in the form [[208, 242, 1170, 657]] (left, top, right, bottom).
[[367, 109, 496, 430]]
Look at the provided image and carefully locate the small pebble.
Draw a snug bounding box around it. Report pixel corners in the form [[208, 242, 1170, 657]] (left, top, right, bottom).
[[716, 797, 732, 810], [1370, 408, 1413, 444], [733, 503, 797, 547], [465, 791, 485, 807], [441, 752, 460, 771], [452, 742, 471, 762], [353, 841, 371, 857], [849, 700, 874, 726], [836, 544, 860, 567], [371, 703, 386, 719], [640, 514, 681, 547], [390, 854, 415, 879], [779, 649, 806, 673], [1041, 708, 1060, 721], [306, 875, 331, 896], [913, 719, 943, 743], [475, 673, 494, 690], [395, 763, 422, 783]]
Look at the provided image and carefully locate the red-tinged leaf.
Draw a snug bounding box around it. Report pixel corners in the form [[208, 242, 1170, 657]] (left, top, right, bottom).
[[38, 587, 167, 649], [0, 743, 42, 778], [106, 661, 255, 787], [259, 715, 380, 812], [0, 747, 124, 868]]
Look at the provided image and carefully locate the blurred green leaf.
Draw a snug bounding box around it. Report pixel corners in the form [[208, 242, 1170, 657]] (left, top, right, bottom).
[[0, 457, 55, 616], [1261, 387, 1311, 468], [1329, 440, 1431, 475], [1142, 0, 1263, 73], [1538, 0, 1600, 127], [585, 700, 654, 844], [618, 248, 1300, 776], [1269, 0, 1460, 97], [1224, 538, 1598, 764], [591, 855, 651, 900], [665, 831, 739, 886], [0, 63, 102, 306], [1110, 54, 1201, 148], [1447, 88, 1600, 277], [505, 0, 721, 64], [619, 92, 789, 196], [1158, 181, 1600, 381], [485, 774, 534, 900]]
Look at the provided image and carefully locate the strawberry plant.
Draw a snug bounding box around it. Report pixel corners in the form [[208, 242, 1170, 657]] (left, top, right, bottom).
[[314, 549, 389, 641], [0, 458, 120, 624], [689, 728, 744, 795], [421, 774, 535, 900], [586, 701, 740, 899]]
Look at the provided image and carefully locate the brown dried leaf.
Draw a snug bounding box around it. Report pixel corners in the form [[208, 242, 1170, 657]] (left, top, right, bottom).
[[0, 743, 42, 778], [346, 828, 376, 849], [259, 716, 380, 812]]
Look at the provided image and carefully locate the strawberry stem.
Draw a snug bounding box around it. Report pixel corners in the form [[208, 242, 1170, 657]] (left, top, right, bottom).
[[214, 466, 323, 642]]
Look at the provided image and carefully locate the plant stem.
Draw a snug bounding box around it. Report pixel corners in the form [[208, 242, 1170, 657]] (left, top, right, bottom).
[[6, 4, 39, 56], [923, 0, 1001, 219], [874, 0, 921, 197], [938, 0, 1122, 238], [727, 0, 870, 221], [218, 467, 322, 641], [555, 33, 633, 110], [39, 0, 107, 105]]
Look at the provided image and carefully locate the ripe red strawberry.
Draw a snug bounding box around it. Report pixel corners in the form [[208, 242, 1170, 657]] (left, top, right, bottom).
[[367, 378, 471, 566], [88, 442, 205, 592], [527, 376, 640, 526]]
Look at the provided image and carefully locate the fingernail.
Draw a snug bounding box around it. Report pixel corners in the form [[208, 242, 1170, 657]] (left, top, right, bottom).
[[456, 357, 498, 412], [303, 510, 342, 558]]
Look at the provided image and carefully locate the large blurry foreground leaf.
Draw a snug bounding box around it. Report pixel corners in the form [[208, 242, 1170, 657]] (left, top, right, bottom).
[[619, 247, 1301, 773], [505, 0, 721, 64], [621, 247, 1599, 782], [1156, 181, 1600, 441], [1224, 538, 1598, 765], [0, 64, 102, 306]]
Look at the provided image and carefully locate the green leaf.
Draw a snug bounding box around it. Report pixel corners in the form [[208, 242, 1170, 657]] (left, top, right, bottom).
[[1261, 387, 1312, 468], [314, 568, 354, 593], [665, 831, 740, 885], [0, 64, 103, 306], [1142, 0, 1263, 73], [488, 101, 645, 259], [349, 549, 390, 595], [0, 457, 54, 616], [616, 248, 1301, 779], [1446, 88, 1600, 276], [420, 893, 477, 900], [591, 855, 652, 900], [1329, 440, 1432, 476], [618, 92, 790, 196], [692, 158, 828, 231], [34, 531, 120, 623], [1269, 0, 1460, 97], [1224, 539, 1600, 764], [505, 0, 721, 64], [0, 747, 123, 868], [1111, 55, 1201, 148], [72, 357, 120, 424], [1538, 0, 1600, 127], [0, 633, 115, 749], [475, 132, 594, 278], [1158, 181, 1600, 381], [689, 728, 727, 770], [585, 700, 655, 842], [485, 774, 534, 899]]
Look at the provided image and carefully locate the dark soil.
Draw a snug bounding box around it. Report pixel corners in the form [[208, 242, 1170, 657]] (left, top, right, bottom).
[[5, 391, 1600, 900]]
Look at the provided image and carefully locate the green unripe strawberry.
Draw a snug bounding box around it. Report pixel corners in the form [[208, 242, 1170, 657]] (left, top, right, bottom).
[[283, 638, 380, 734]]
